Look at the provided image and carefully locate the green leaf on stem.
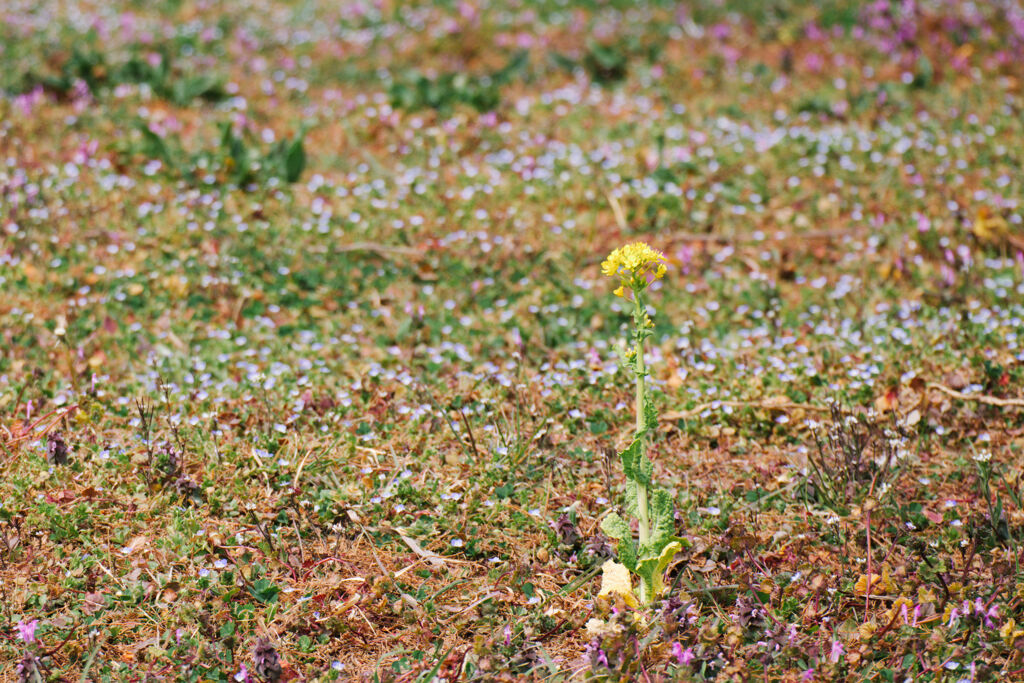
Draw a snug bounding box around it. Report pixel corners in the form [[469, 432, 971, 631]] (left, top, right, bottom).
[[601, 512, 638, 571], [619, 438, 641, 479], [624, 479, 641, 518], [648, 488, 676, 545], [601, 512, 630, 542], [635, 540, 683, 601], [637, 453, 654, 487], [643, 396, 658, 433]]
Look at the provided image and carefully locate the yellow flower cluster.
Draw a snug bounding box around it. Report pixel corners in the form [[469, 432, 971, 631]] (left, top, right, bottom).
[[601, 242, 668, 297]]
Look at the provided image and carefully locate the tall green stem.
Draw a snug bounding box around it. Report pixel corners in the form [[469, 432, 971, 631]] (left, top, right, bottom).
[[633, 293, 650, 552]]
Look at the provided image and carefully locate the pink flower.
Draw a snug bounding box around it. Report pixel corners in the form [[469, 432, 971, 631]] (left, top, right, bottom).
[[672, 642, 695, 665], [828, 640, 844, 663], [458, 0, 478, 22], [803, 53, 825, 73], [17, 619, 38, 644], [804, 22, 825, 40], [13, 86, 44, 117]]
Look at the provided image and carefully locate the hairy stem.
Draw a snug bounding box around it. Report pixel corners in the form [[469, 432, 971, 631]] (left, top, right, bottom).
[[633, 293, 650, 553]]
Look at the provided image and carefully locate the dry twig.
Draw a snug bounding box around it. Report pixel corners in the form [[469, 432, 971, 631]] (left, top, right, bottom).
[[928, 383, 1024, 408], [661, 398, 829, 422]]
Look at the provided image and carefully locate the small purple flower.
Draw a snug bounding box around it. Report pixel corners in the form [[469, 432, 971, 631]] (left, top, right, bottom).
[[672, 642, 695, 665], [803, 669, 815, 681], [13, 86, 44, 117], [828, 640, 844, 663], [956, 245, 972, 270], [17, 619, 38, 644]]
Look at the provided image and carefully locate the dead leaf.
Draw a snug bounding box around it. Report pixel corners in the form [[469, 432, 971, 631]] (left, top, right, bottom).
[[161, 581, 180, 603], [82, 592, 106, 615], [121, 535, 149, 556], [874, 387, 899, 413], [383, 526, 446, 568]]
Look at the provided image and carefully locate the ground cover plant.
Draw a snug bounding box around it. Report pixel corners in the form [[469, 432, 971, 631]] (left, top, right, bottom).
[[3, 0, 1024, 680]]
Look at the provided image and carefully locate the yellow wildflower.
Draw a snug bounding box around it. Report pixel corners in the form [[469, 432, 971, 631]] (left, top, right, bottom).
[[602, 242, 668, 292]]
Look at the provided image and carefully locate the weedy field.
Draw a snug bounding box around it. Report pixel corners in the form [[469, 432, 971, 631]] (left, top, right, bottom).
[[2, 0, 1024, 680]]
